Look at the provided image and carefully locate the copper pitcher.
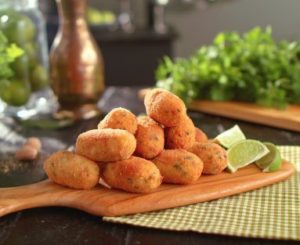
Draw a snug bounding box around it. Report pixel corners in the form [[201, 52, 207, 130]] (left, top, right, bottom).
[[50, 0, 104, 119]]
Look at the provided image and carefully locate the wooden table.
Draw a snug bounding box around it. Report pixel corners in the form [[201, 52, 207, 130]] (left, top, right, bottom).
[[0, 87, 299, 245]]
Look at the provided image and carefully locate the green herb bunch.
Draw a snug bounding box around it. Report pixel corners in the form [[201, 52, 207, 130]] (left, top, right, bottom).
[[156, 27, 300, 109]]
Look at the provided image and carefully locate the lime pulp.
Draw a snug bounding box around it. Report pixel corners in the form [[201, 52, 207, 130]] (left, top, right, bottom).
[[215, 125, 246, 148], [227, 139, 269, 173]]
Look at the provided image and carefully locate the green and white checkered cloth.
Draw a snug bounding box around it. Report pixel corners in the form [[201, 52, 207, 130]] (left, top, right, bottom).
[[104, 146, 300, 241]]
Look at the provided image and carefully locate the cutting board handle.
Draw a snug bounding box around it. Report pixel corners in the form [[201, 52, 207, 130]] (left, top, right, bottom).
[[0, 180, 62, 217]]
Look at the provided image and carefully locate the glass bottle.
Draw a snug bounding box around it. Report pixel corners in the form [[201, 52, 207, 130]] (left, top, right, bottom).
[[50, 0, 105, 119], [0, 0, 52, 119]]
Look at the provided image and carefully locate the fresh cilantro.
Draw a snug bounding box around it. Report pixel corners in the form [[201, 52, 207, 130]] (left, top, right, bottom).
[[155, 27, 300, 109]]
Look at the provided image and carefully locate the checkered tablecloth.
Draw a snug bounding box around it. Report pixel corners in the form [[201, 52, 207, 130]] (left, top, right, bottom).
[[104, 146, 300, 241]]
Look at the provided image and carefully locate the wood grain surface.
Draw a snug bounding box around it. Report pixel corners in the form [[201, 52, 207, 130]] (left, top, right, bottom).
[[138, 88, 300, 132], [189, 101, 300, 132], [0, 161, 294, 217]]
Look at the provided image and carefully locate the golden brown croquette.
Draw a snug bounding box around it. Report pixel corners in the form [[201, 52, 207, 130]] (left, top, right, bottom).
[[134, 116, 164, 159], [195, 127, 208, 143], [98, 107, 138, 134], [188, 142, 227, 174], [165, 116, 195, 149], [102, 156, 162, 193], [144, 88, 187, 127], [76, 129, 136, 162], [153, 149, 203, 184], [44, 151, 100, 189]]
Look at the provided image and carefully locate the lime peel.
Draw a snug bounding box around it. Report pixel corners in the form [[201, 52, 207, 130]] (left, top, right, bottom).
[[256, 142, 282, 172]]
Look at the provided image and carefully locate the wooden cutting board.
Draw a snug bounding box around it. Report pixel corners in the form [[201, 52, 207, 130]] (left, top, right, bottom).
[[189, 100, 300, 132], [0, 161, 294, 217], [138, 89, 300, 132]]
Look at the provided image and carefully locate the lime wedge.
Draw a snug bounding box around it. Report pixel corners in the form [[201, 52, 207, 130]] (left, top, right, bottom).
[[215, 125, 246, 148], [255, 142, 282, 172], [227, 139, 269, 173]]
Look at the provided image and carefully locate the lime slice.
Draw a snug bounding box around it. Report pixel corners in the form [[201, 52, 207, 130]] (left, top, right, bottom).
[[227, 139, 269, 173], [256, 142, 282, 172], [215, 125, 246, 148]]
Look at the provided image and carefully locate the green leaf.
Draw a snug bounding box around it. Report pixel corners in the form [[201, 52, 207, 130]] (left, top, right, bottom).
[[6, 43, 23, 60], [0, 31, 24, 80]]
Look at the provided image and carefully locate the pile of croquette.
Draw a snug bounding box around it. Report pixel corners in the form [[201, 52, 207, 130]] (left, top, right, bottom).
[[44, 89, 228, 193]]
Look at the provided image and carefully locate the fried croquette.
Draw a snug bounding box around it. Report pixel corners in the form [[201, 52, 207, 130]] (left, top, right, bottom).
[[134, 116, 164, 159], [188, 142, 227, 174], [144, 88, 187, 127], [76, 129, 136, 162], [102, 156, 162, 193], [195, 127, 208, 143], [165, 116, 195, 149], [153, 149, 203, 184], [98, 107, 137, 134], [44, 151, 100, 189]]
